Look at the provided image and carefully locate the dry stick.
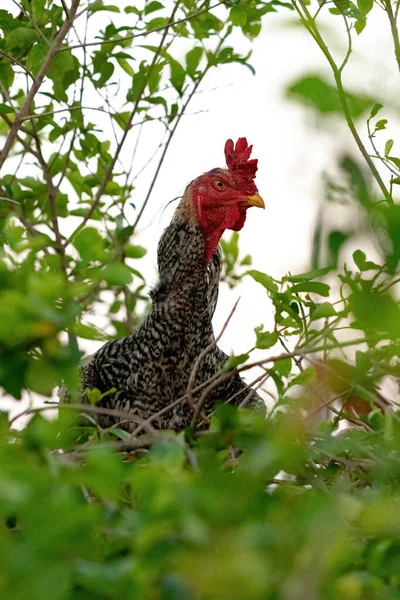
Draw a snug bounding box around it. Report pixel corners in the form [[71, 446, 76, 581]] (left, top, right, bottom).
[[196, 371, 270, 428], [304, 389, 351, 420], [186, 297, 240, 413], [234, 336, 381, 376], [132, 335, 381, 436], [64, 435, 159, 461], [310, 357, 392, 417], [238, 372, 270, 408], [21, 105, 121, 121], [227, 371, 268, 405], [1, 114, 41, 159], [0, 0, 81, 172], [191, 372, 235, 427], [64, 1, 180, 249], [9, 402, 157, 435]]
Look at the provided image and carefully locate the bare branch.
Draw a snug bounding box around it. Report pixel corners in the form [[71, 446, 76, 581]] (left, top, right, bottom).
[[9, 402, 157, 435], [131, 31, 229, 230], [0, 0, 81, 173], [132, 334, 384, 436], [64, 1, 180, 248], [186, 297, 240, 413], [191, 372, 235, 427]]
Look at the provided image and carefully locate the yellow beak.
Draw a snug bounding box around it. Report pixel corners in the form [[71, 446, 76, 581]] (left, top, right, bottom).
[[246, 194, 265, 209]]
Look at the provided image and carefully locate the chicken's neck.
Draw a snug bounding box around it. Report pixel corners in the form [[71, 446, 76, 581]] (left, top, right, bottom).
[[173, 196, 224, 262]]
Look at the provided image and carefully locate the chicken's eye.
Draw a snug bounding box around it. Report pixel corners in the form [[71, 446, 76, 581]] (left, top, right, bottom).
[[214, 180, 225, 190]]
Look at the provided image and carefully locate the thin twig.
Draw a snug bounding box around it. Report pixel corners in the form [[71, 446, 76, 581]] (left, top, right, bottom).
[[9, 402, 157, 434], [191, 372, 235, 427], [64, 1, 180, 248], [385, 0, 400, 73], [64, 1, 227, 52], [0, 0, 81, 172], [186, 297, 240, 422], [30, 125, 67, 274], [293, 0, 393, 206], [0, 49, 34, 80], [238, 373, 269, 408], [12, 0, 51, 46], [132, 74, 209, 230], [131, 334, 384, 436]]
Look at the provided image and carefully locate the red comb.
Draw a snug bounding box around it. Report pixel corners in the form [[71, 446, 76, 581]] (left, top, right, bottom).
[[224, 137, 258, 194]]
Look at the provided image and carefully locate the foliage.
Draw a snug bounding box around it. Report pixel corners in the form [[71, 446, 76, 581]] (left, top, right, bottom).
[[1, 0, 400, 598]]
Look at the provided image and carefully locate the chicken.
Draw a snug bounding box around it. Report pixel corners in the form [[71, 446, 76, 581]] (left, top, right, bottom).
[[74, 138, 265, 431]]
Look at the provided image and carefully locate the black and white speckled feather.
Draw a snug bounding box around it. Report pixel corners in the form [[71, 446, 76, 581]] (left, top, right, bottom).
[[69, 218, 263, 431]]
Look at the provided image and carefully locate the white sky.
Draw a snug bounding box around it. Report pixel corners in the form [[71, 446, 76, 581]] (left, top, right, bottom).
[[2, 1, 399, 422]]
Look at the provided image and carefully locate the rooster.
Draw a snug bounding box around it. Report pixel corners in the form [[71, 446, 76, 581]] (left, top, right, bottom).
[[73, 138, 265, 431]]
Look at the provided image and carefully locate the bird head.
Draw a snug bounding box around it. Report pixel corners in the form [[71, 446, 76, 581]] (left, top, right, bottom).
[[176, 137, 264, 261]]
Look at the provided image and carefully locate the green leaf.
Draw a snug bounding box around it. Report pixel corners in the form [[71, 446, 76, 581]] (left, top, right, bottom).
[[146, 17, 168, 31], [254, 326, 278, 350], [354, 18, 366, 34], [102, 263, 132, 285], [357, 0, 373, 16], [240, 255, 252, 266], [290, 282, 330, 297], [223, 353, 249, 371], [352, 249, 380, 271], [291, 367, 317, 387], [353, 249, 367, 270], [168, 102, 178, 123], [384, 139, 394, 157], [86, 387, 102, 404], [116, 57, 134, 77], [74, 227, 105, 262], [388, 156, 400, 170], [26, 43, 48, 76], [6, 27, 38, 53], [248, 270, 278, 294], [125, 244, 147, 259], [74, 323, 106, 341], [391, 176, 400, 185], [186, 47, 203, 78], [375, 119, 387, 131], [230, 5, 247, 26], [26, 357, 57, 396], [105, 427, 132, 441], [0, 104, 15, 114], [369, 103, 383, 118], [89, 3, 120, 13], [287, 75, 375, 118], [169, 58, 185, 94], [0, 61, 14, 88], [284, 266, 332, 283], [274, 357, 292, 378], [48, 50, 80, 101], [145, 1, 164, 14], [31, 0, 48, 25], [311, 302, 337, 320]]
